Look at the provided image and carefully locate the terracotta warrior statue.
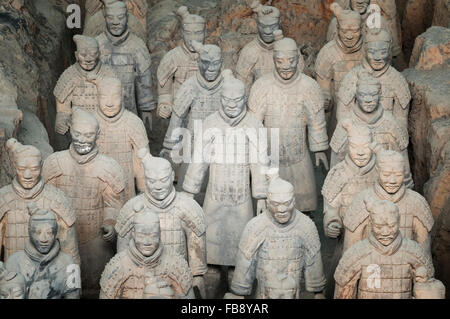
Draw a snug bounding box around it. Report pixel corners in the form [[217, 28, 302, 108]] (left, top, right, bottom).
[[5, 203, 81, 299], [342, 149, 434, 255], [94, 76, 149, 201], [84, 0, 147, 41], [315, 2, 364, 136], [225, 177, 326, 299], [162, 41, 223, 196], [96, 0, 155, 118], [100, 203, 194, 299], [0, 262, 26, 299], [42, 108, 125, 298], [248, 30, 329, 214], [115, 152, 206, 298], [330, 71, 412, 187], [334, 199, 437, 299], [321, 123, 378, 298], [182, 70, 269, 297], [327, 0, 401, 58], [336, 28, 410, 129], [0, 139, 79, 264], [53, 35, 116, 135], [156, 6, 206, 119]]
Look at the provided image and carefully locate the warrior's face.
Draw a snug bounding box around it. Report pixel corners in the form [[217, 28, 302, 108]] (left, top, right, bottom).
[[257, 19, 280, 44], [0, 281, 26, 299], [337, 19, 362, 48], [348, 137, 372, 167], [350, 0, 370, 14], [14, 156, 41, 190], [182, 24, 205, 52], [30, 221, 57, 254], [145, 166, 174, 201], [371, 210, 400, 246], [221, 86, 246, 118], [98, 85, 122, 118], [356, 83, 380, 113], [105, 7, 128, 37], [70, 120, 99, 155], [267, 192, 295, 224], [199, 51, 222, 82], [134, 223, 160, 257], [75, 47, 99, 71], [377, 161, 405, 194], [366, 41, 391, 71], [274, 50, 298, 81]]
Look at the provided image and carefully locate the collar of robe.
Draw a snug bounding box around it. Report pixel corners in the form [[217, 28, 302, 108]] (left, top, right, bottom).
[[12, 177, 45, 200], [353, 104, 384, 125], [344, 154, 376, 176], [106, 29, 130, 46], [96, 104, 125, 123], [336, 35, 363, 54], [257, 34, 275, 51], [362, 58, 390, 77], [181, 41, 200, 61], [218, 105, 247, 127], [368, 231, 402, 256], [196, 71, 223, 91], [25, 239, 60, 268], [273, 68, 301, 86], [374, 182, 406, 203], [145, 187, 176, 210]]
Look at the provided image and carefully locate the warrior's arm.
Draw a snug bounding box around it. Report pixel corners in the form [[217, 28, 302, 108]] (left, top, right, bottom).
[[163, 112, 185, 150], [235, 52, 256, 96], [57, 221, 80, 266], [413, 217, 432, 257], [323, 200, 342, 229], [334, 271, 360, 299], [56, 99, 72, 114], [102, 184, 126, 226], [185, 228, 207, 276], [249, 123, 270, 199], [343, 219, 369, 252], [116, 231, 132, 253], [393, 101, 409, 130], [330, 149, 345, 168], [305, 97, 329, 153], [229, 249, 257, 296], [135, 67, 156, 112]]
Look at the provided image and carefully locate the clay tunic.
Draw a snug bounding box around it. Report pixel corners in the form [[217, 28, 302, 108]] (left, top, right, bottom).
[[42, 147, 125, 296], [336, 61, 411, 128], [334, 234, 434, 299], [114, 191, 207, 276], [343, 184, 434, 253], [157, 43, 200, 107], [0, 180, 79, 264], [315, 39, 364, 102], [96, 31, 154, 115], [248, 71, 328, 211], [231, 210, 326, 299], [99, 244, 193, 299], [183, 110, 269, 266], [95, 107, 149, 201], [5, 240, 80, 299], [322, 155, 378, 229], [53, 63, 116, 114]]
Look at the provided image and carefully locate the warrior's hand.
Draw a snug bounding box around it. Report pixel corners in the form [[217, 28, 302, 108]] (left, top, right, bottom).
[[223, 292, 244, 299], [193, 275, 206, 299], [102, 224, 116, 242], [326, 221, 342, 238], [315, 152, 329, 171], [256, 199, 266, 215], [55, 112, 71, 135], [157, 103, 172, 119]]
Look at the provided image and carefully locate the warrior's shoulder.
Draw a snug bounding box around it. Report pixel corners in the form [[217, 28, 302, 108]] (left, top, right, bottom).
[[322, 161, 351, 202]]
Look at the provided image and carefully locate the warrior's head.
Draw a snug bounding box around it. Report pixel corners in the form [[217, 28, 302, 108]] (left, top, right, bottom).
[[356, 71, 381, 113], [27, 203, 58, 255], [365, 198, 400, 246], [267, 176, 295, 225], [70, 108, 100, 155], [251, 0, 281, 44], [349, 0, 370, 15], [364, 28, 392, 71], [73, 35, 100, 72], [177, 6, 206, 53], [0, 263, 26, 299], [375, 149, 405, 194], [103, 0, 129, 37], [138, 149, 174, 201], [272, 30, 302, 81], [220, 70, 246, 118], [191, 41, 222, 82], [330, 2, 362, 49], [95, 77, 123, 118], [6, 138, 42, 190], [132, 203, 161, 257], [341, 120, 374, 167]]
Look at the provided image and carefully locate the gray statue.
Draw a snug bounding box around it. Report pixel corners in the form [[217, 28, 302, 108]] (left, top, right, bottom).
[[225, 177, 326, 299], [96, 0, 155, 119], [0, 262, 26, 299], [5, 203, 81, 299]]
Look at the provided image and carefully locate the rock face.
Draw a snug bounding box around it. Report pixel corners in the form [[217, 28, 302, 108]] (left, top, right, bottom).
[[403, 26, 450, 297]]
